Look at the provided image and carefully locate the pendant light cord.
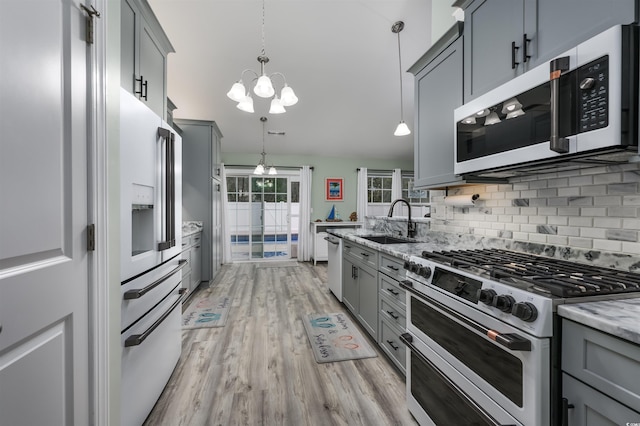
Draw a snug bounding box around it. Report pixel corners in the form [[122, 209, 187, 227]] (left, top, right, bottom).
[[396, 31, 404, 121], [260, 0, 266, 56]]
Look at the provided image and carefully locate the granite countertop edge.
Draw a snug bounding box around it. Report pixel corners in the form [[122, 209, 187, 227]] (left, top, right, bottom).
[[558, 300, 640, 345]]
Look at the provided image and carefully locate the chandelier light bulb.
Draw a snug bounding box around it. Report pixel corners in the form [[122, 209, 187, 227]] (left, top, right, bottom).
[[253, 163, 265, 175], [269, 96, 286, 114], [227, 81, 246, 102], [237, 93, 255, 113], [268, 166, 278, 175], [394, 121, 411, 136], [254, 75, 275, 98], [280, 85, 298, 106]]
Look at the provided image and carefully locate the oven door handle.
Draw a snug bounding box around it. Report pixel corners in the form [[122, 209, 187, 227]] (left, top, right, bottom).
[[401, 280, 531, 352], [400, 333, 515, 426]]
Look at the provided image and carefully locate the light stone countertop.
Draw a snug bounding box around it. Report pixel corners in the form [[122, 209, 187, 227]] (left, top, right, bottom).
[[328, 227, 640, 345], [182, 221, 203, 237], [558, 299, 640, 344]]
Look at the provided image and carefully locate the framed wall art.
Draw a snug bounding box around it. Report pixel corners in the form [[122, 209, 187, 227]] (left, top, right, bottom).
[[325, 177, 344, 201]]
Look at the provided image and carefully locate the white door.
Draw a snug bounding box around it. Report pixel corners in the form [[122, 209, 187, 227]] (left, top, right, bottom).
[[0, 1, 90, 425]]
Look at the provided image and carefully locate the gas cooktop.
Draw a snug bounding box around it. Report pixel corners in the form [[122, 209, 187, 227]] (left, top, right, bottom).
[[421, 248, 640, 298]]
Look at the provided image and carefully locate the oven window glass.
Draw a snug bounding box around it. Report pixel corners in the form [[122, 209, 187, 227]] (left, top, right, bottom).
[[456, 73, 575, 163], [410, 351, 497, 425], [412, 297, 524, 406]]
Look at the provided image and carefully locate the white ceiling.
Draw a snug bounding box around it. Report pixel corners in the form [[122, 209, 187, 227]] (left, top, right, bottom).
[[148, 0, 434, 162]]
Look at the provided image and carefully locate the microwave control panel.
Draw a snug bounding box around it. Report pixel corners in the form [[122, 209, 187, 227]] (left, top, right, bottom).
[[577, 56, 609, 133]]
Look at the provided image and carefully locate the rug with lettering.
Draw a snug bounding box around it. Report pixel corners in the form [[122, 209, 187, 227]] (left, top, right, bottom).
[[302, 312, 377, 363], [182, 295, 232, 329]]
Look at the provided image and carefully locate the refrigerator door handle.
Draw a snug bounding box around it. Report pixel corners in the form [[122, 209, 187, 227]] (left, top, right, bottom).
[[124, 287, 187, 347], [157, 127, 176, 251]]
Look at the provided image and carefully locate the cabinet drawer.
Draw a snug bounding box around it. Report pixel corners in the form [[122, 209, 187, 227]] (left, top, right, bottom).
[[379, 319, 406, 374], [563, 373, 640, 426], [379, 253, 406, 282], [379, 274, 406, 309], [562, 319, 640, 410], [343, 241, 378, 269], [379, 295, 406, 330]]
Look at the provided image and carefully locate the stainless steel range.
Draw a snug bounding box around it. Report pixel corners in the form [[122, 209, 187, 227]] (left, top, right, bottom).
[[399, 248, 640, 426]]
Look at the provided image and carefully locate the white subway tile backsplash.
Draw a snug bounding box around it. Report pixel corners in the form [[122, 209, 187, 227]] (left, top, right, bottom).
[[594, 217, 622, 228], [593, 239, 622, 252], [429, 163, 640, 256]]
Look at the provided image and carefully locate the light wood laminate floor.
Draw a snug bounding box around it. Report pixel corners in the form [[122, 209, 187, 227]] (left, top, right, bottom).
[[144, 261, 417, 426]]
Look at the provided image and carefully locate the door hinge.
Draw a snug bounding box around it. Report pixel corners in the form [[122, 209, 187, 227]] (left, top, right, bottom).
[[87, 224, 96, 251], [80, 4, 100, 44]]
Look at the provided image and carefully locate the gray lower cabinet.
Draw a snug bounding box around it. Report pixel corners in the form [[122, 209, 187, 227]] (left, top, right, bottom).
[[175, 119, 223, 284], [182, 232, 202, 293], [342, 241, 378, 340], [377, 253, 407, 375], [561, 319, 640, 425]]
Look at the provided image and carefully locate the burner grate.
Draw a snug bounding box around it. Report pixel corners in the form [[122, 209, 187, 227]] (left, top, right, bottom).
[[421, 249, 640, 297]]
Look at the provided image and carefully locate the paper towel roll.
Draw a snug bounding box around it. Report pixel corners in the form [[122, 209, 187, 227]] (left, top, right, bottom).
[[444, 194, 479, 207]]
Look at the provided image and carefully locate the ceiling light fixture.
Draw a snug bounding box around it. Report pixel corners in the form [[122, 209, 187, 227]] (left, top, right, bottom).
[[392, 21, 411, 137], [227, 0, 298, 114], [254, 116, 277, 175], [484, 111, 502, 126]]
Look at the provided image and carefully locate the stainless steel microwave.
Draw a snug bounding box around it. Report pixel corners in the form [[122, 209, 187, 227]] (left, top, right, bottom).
[[454, 25, 638, 177]]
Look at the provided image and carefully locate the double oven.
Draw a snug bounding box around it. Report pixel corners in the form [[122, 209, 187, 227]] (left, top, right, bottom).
[[399, 248, 640, 426]]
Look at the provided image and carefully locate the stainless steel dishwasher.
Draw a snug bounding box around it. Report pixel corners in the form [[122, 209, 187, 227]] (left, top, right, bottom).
[[324, 234, 342, 301]]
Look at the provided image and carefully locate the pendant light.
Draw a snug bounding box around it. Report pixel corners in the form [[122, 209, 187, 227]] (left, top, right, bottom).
[[227, 0, 298, 114], [254, 116, 278, 175], [392, 21, 411, 136]]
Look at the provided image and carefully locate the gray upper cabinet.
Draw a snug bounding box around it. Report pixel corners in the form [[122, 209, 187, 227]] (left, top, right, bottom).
[[533, 0, 636, 69], [410, 33, 464, 189], [175, 119, 224, 284], [463, 0, 537, 102], [121, 0, 174, 119], [462, 0, 636, 102]]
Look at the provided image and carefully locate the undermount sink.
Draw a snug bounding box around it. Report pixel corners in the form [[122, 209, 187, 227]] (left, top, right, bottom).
[[360, 235, 417, 244]]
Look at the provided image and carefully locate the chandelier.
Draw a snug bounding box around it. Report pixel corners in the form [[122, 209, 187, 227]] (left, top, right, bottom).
[[227, 0, 298, 114], [392, 21, 411, 136], [254, 117, 277, 175]]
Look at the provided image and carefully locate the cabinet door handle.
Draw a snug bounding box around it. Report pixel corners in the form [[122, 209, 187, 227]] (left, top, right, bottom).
[[511, 41, 520, 69], [386, 288, 400, 296], [386, 340, 399, 351], [134, 75, 148, 100], [522, 33, 531, 63], [387, 265, 399, 271], [386, 310, 399, 320], [353, 266, 358, 279], [561, 398, 574, 426], [360, 252, 369, 257]]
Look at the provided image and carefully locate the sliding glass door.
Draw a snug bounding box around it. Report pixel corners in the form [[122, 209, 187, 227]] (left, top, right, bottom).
[[227, 173, 299, 261]]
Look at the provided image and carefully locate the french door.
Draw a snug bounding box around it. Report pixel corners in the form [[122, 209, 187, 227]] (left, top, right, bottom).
[[227, 172, 300, 261]]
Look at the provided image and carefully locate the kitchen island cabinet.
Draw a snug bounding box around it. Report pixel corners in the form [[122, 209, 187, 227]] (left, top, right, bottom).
[[121, 0, 174, 119]]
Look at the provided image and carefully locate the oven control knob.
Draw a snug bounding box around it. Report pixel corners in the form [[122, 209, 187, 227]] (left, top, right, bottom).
[[417, 266, 432, 279], [410, 263, 422, 274], [478, 289, 497, 305], [512, 302, 538, 322], [494, 295, 516, 313], [403, 261, 412, 271]]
